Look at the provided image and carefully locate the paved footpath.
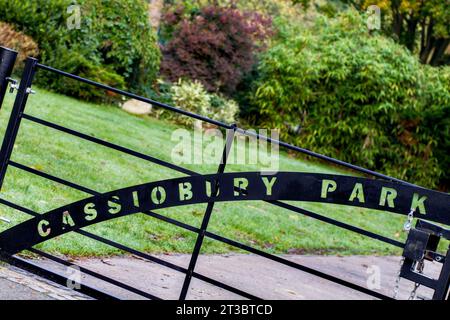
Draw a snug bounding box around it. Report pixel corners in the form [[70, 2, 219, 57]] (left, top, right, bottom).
[[0, 263, 89, 300], [0, 255, 443, 300]]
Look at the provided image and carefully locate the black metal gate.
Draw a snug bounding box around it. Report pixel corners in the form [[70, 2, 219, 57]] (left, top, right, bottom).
[[0, 46, 448, 300]]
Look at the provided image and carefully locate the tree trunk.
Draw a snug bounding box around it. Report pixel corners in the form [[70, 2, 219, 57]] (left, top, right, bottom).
[[405, 17, 418, 52], [148, 0, 164, 29], [420, 18, 426, 53], [430, 38, 450, 66], [391, 0, 403, 41], [420, 18, 435, 63]]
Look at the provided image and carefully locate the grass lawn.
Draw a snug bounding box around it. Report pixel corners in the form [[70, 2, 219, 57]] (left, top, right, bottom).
[[0, 87, 411, 257]]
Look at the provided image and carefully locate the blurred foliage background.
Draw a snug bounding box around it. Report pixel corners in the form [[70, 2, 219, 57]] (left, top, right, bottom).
[[0, 0, 449, 190], [0, 0, 161, 99]]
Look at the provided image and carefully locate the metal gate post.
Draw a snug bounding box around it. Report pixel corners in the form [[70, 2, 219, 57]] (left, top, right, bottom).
[[0, 56, 38, 190], [0, 47, 18, 109]]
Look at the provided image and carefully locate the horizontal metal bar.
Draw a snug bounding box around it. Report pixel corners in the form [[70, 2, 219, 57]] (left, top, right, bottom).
[[204, 231, 393, 300], [416, 220, 450, 240], [5, 161, 400, 298], [0, 195, 389, 300], [400, 268, 438, 289], [9, 161, 100, 195], [17, 163, 260, 299], [143, 210, 200, 233], [0, 60, 422, 301], [11, 159, 404, 252], [0, 197, 37, 216], [144, 195, 404, 252], [28, 248, 162, 300], [43, 230, 259, 300], [80, 228, 259, 299], [0, 196, 186, 274], [36, 62, 420, 187], [0, 197, 260, 300], [268, 200, 405, 248], [36, 63, 232, 129], [191, 272, 261, 300], [75, 229, 186, 274], [118, 208, 392, 299], [1, 195, 388, 300], [5, 162, 189, 273], [79, 230, 255, 300], [18, 117, 413, 251], [126, 206, 393, 299], [11, 159, 403, 252], [0, 252, 118, 300], [235, 128, 418, 187], [21, 113, 197, 176]]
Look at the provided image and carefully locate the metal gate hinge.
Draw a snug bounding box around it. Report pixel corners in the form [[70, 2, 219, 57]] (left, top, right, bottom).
[[26, 87, 35, 95], [4, 78, 35, 95], [5, 77, 18, 93]]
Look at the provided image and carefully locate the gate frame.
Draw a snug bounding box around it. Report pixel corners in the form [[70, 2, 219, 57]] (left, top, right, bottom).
[[0, 48, 448, 300]]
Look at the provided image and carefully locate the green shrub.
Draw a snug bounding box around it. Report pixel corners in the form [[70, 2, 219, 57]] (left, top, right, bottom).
[[160, 4, 272, 95], [170, 79, 211, 126], [162, 79, 239, 126], [0, 0, 160, 101], [420, 66, 450, 189], [163, 0, 305, 19], [39, 47, 125, 101], [208, 94, 239, 124], [248, 11, 450, 189]]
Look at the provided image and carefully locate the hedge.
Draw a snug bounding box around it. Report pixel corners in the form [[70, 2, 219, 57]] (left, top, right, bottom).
[[0, 0, 160, 100], [248, 11, 450, 189]]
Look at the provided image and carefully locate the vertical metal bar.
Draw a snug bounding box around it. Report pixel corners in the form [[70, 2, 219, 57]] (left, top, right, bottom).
[[432, 249, 450, 300], [0, 57, 38, 190], [179, 125, 236, 300], [0, 47, 18, 109]]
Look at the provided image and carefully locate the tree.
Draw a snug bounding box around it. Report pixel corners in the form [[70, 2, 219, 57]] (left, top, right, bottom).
[[159, 5, 272, 95], [0, 0, 161, 100], [292, 0, 450, 66], [248, 10, 450, 188]]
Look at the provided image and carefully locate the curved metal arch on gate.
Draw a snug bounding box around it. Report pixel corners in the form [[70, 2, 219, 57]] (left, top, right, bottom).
[[1, 172, 449, 255], [0, 46, 449, 300]]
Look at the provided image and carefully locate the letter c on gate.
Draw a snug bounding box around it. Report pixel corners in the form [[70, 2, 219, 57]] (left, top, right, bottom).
[[37, 220, 51, 237]]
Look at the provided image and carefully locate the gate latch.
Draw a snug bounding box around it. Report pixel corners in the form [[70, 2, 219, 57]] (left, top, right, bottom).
[[399, 219, 450, 300]]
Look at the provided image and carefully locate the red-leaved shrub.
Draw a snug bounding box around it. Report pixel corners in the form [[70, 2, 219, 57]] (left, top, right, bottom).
[[160, 5, 272, 95]]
